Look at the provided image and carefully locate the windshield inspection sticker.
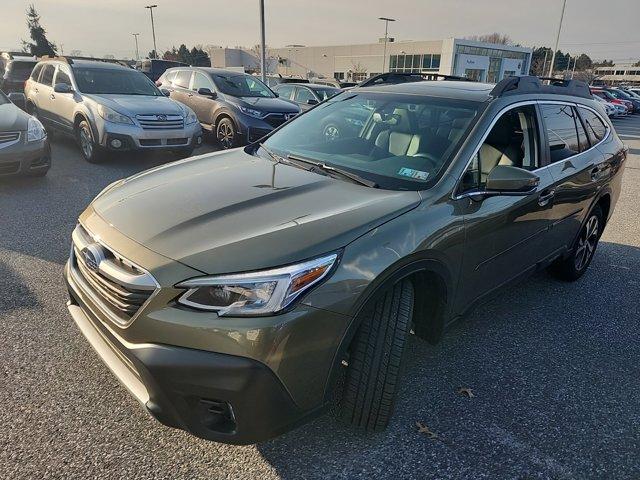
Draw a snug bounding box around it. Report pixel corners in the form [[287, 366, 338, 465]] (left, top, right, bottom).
[[397, 167, 429, 180]]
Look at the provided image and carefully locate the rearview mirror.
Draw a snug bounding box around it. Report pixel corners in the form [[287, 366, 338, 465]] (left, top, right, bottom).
[[197, 87, 216, 98], [7, 92, 26, 110], [53, 83, 73, 94], [485, 165, 539, 193]]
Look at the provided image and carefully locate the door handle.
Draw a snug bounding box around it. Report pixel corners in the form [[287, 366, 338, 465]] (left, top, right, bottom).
[[538, 189, 555, 207], [50, 94, 55, 100], [590, 165, 606, 181], [187, 93, 194, 97]]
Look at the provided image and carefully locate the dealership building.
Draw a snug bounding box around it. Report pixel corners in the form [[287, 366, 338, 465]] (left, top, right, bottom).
[[207, 38, 532, 83], [594, 65, 640, 86]]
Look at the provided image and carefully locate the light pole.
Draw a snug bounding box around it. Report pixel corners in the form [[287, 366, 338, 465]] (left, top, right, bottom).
[[259, 0, 266, 83], [145, 5, 158, 59], [548, 0, 567, 78], [378, 17, 395, 73], [132, 33, 140, 61]]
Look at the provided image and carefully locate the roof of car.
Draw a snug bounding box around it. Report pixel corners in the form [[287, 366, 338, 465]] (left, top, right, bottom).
[[168, 66, 249, 76], [67, 59, 131, 70], [358, 80, 495, 102], [276, 83, 341, 89]]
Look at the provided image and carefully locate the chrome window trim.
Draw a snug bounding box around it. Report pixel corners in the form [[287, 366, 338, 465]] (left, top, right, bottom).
[[452, 99, 611, 200]]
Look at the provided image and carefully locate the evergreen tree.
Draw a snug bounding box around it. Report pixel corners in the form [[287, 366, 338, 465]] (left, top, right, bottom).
[[22, 4, 57, 57]]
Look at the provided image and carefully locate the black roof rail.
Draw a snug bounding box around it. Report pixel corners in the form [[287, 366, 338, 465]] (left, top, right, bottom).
[[489, 75, 592, 99], [358, 71, 472, 88], [40, 55, 74, 64], [40, 55, 134, 68]]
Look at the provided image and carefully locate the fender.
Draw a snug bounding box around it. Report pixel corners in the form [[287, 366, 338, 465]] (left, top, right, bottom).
[[73, 108, 100, 143]]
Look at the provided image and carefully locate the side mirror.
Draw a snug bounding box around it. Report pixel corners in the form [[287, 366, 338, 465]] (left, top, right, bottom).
[[7, 92, 26, 110], [53, 83, 72, 94], [307, 98, 319, 105], [273, 92, 279, 97], [160, 88, 171, 97], [485, 165, 539, 193], [197, 87, 216, 98]]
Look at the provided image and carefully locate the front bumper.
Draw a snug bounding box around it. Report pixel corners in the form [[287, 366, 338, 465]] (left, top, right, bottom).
[[0, 136, 50, 177], [234, 111, 298, 144], [65, 287, 316, 444], [96, 120, 203, 151]]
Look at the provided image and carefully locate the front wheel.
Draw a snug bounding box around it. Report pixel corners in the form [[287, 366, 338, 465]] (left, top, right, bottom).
[[548, 205, 603, 281], [216, 118, 238, 149], [340, 280, 414, 431], [76, 120, 105, 163]]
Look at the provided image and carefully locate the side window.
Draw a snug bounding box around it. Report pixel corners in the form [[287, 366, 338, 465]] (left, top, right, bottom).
[[460, 105, 540, 193], [575, 113, 590, 152], [55, 67, 71, 86], [192, 72, 212, 92], [276, 84, 294, 99], [540, 104, 581, 163], [40, 64, 55, 86], [173, 70, 192, 89], [30, 63, 44, 81], [579, 107, 608, 144], [294, 87, 315, 104], [163, 70, 177, 84]]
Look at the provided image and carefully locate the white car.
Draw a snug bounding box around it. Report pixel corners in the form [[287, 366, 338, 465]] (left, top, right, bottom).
[[593, 94, 618, 117]]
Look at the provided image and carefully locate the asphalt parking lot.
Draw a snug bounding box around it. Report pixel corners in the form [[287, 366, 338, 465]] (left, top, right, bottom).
[[1, 118, 639, 479]]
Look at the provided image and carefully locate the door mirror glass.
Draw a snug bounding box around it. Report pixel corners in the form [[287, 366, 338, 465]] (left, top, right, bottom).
[[197, 87, 216, 98], [53, 83, 72, 93], [307, 98, 319, 105], [485, 165, 539, 193]]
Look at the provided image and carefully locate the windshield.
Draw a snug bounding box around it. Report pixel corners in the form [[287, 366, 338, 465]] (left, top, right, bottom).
[[262, 92, 480, 190], [212, 74, 274, 98], [74, 68, 162, 96], [312, 87, 341, 101]]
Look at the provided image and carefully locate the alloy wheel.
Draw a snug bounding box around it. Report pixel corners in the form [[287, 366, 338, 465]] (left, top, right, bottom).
[[79, 126, 93, 159], [574, 215, 599, 271], [217, 122, 235, 149]]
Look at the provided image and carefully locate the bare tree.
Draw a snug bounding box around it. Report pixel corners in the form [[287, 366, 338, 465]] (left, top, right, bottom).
[[465, 33, 513, 45]]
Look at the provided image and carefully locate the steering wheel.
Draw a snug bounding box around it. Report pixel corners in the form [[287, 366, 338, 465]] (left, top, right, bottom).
[[411, 152, 440, 170]]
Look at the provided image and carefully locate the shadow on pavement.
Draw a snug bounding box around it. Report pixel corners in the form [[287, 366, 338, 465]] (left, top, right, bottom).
[[257, 241, 640, 479], [0, 259, 39, 312]]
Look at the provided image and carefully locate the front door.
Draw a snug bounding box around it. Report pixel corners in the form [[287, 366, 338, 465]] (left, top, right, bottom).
[[455, 104, 555, 307], [50, 65, 76, 133], [189, 71, 219, 128]]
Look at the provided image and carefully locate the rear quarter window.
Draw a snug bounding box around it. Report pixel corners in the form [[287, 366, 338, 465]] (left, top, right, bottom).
[[579, 107, 608, 144]]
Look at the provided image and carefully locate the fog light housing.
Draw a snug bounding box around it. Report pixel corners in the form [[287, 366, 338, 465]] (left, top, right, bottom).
[[110, 139, 123, 149]]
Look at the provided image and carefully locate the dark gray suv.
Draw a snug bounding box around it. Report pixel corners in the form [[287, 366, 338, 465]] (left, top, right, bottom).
[[64, 76, 625, 444], [158, 67, 300, 148]]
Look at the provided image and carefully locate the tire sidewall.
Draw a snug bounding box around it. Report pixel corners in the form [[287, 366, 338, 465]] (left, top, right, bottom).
[[76, 120, 101, 163], [216, 118, 237, 149]]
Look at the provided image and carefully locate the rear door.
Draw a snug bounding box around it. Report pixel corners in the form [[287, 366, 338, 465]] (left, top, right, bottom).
[[167, 69, 193, 108], [539, 102, 602, 255], [189, 71, 220, 127], [35, 64, 57, 125]]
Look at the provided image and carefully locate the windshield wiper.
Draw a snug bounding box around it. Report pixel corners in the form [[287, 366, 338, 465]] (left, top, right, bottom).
[[287, 154, 378, 188]]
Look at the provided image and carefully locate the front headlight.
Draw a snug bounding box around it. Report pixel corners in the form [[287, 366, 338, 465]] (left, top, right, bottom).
[[27, 116, 46, 142], [97, 104, 134, 125], [176, 253, 339, 316], [235, 104, 265, 119], [183, 108, 198, 125]]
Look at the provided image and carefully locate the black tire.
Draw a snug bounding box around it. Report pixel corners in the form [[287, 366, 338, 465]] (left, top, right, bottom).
[[75, 120, 105, 163], [216, 117, 238, 149], [548, 205, 603, 281], [341, 279, 414, 431]]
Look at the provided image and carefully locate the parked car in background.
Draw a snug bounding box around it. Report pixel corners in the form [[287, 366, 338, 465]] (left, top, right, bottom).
[[0, 53, 37, 93], [273, 83, 341, 111], [592, 88, 634, 114], [309, 77, 357, 88], [593, 94, 620, 117], [158, 67, 299, 148], [136, 58, 188, 82], [0, 89, 50, 177], [25, 57, 201, 163], [610, 88, 640, 113], [64, 75, 625, 445], [264, 75, 309, 88]]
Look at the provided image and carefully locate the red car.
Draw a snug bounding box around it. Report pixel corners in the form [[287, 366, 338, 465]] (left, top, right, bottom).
[[591, 88, 634, 113]]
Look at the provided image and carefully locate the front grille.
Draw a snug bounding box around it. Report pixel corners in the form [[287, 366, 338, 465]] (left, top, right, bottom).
[[71, 224, 157, 325], [263, 113, 296, 129], [0, 131, 20, 147], [136, 114, 184, 130], [0, 161, 20, 175]]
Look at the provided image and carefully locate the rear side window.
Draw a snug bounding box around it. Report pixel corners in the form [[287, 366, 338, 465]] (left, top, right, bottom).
[[579, 107, 608, 144], [173, 70, 192, 89], [39, 64, 55, 86], [540, 104, 581, 163], [575, 115, 590, 152], [30, 63, 43, 80]]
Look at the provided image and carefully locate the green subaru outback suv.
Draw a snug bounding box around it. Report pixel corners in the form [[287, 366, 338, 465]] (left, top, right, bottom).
[[64, 75, 626, 444]]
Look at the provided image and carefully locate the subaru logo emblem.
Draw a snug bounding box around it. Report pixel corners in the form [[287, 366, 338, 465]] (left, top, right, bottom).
[[157, 114, 167, 121], [80, 244, 105, 272]]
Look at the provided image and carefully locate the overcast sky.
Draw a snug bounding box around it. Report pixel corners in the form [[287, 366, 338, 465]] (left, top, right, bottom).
[[1, 0, 639, 62]]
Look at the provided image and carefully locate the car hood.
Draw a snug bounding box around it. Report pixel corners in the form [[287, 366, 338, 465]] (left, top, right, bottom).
[[92, 149, 421, 274], [86, 94, 185, 115], [235, 96, 300, 113], [0, 102, 29, 131]]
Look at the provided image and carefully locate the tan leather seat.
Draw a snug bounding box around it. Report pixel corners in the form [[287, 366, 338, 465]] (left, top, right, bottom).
[[374, 109, 422, 156], [478, 115, 522, 182]]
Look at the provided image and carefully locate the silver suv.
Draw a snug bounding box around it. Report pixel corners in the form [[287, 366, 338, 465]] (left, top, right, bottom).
[[25, 58, 202, 163]]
